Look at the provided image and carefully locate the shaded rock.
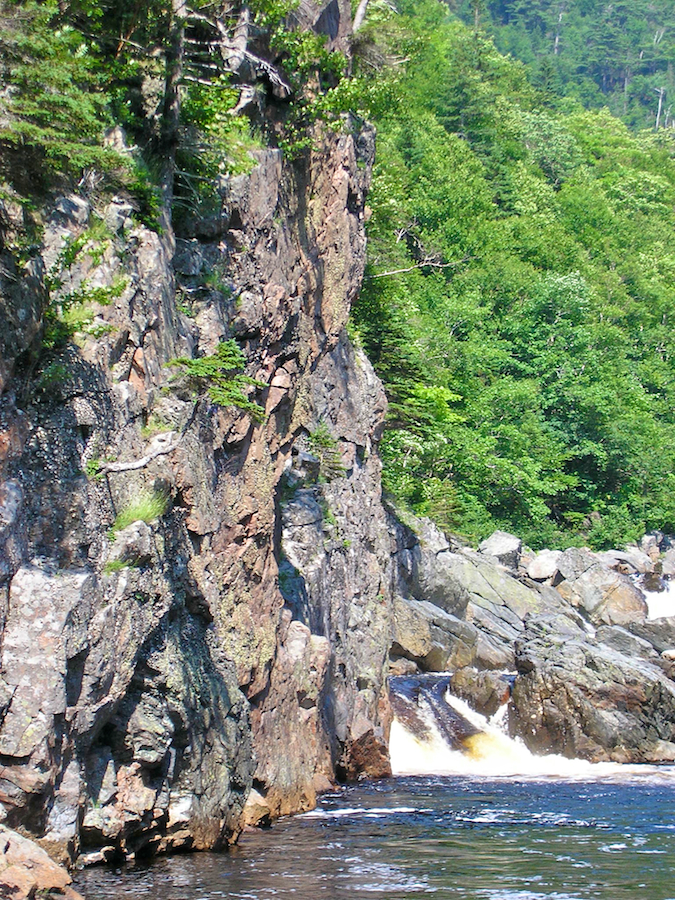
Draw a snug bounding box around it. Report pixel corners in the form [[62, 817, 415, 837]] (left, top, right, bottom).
[[478, 531, 522, 570], [595, 625, 658, 660], [640, 532, 668, 561]]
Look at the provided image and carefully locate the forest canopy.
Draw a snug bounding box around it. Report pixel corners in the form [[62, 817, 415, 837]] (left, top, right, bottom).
[[352, 0, 675, 549]]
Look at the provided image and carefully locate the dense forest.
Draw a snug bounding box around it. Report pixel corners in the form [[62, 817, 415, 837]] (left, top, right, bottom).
[[2, 0, 675, 549], [452, 0, 675, 130], [350, 0, 675, 549]]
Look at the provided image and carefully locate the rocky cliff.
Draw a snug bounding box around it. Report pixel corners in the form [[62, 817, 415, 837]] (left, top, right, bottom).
[[0, 52, 394, 880], [3, 4, 675, 894]]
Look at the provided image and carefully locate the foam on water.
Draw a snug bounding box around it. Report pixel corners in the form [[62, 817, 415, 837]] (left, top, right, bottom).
[[390, 687, 675, 783], [642, 578, 675, 619]]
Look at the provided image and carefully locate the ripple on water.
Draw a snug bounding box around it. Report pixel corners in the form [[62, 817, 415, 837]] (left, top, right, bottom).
[[75, 775, 675, 900]]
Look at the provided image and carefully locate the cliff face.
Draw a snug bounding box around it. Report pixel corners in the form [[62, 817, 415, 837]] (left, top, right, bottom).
[[0, 85, 392, 866]]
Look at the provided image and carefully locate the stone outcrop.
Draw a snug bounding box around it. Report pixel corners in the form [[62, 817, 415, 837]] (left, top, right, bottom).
[[511, 614, 675, 762], [389, 521, 675, 763], [0, 45, 392, 866], [0, 826, 82, 900]]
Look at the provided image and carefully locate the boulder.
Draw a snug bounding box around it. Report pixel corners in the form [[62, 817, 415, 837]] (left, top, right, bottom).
[[478, 531, 522, 570], [510, 614, 675, 762], [597, 548, 654, 575], [526, 549, 562, 582], [0, 825, 83, 900], [557, 547, 596, 581], [661, 548, 675, 577], [556, 559, 647, 626], [449, 668, 512, 718], [397, 520, 471, 617], [391, 595, 478, 671]]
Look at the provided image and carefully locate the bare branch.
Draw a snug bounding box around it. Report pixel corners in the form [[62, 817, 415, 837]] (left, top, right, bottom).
[[100, 433, 181, 474], [366, 256, 475, 279]]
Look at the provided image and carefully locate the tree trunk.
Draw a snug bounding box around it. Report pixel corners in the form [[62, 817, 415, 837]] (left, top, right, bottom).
[[353, 0, 370, 33], [160, 0, 187, 235]]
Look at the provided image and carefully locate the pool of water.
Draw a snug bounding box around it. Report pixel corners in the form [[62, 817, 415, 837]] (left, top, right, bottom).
[[76, 773, 675, 900]]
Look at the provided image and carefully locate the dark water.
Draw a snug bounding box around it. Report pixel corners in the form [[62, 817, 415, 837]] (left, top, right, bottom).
[[76, 775, 675, 900]]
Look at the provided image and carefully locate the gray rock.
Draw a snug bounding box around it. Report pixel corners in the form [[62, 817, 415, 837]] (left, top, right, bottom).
[[557, 547, 596, 581], [661, 548, 675, 577], [595, 625, 658, 660], [526, 549, 562, 581], [510, 614, 675, 762], [556, 559, 647, 626], [478, 530, 522, 569], [106, 521, 154, 567], [391, 596, 478, 671]]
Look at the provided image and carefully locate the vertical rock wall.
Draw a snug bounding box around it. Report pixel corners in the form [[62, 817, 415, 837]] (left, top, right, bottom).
[[0, 106, 393, 865]]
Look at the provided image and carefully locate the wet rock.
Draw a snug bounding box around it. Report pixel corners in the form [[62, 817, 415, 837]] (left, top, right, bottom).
[[449, 669, 512, 718]]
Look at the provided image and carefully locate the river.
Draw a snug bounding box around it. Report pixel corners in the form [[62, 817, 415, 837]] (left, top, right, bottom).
[[75, 773, 675, 900], [75, 677, 675, 900]]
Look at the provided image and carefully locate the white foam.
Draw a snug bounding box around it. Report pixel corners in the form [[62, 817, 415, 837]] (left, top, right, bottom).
[[642, 579, 675, 619], [301, 806, 419, 819], [390, 690, 675, 783]]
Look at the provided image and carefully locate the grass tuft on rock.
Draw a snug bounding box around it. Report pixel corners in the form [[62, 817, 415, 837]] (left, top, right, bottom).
[[110, 490, 169, 534]]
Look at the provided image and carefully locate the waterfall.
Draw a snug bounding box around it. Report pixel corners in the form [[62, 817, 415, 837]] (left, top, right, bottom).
[[388, 674, 670, 780], [642, 578, 675, 619]]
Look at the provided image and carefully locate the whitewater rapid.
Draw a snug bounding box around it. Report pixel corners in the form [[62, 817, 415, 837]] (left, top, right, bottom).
[[389, 685, 675, 783]]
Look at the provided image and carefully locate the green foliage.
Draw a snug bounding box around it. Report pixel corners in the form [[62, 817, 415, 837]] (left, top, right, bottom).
[[110, 489, 169, 534], [168, 339, 265, 422], [452, 0, 675, 130], [42, 230, 125, 351], [103, 558, 129, 574], [0, 0, 124, 187], [84, 457, 103, 480], [354, 0, 675, 549], [307, 422, 345, 481]]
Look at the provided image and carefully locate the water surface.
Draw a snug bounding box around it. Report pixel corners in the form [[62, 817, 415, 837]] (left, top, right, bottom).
[[76, 774, 675, 900]]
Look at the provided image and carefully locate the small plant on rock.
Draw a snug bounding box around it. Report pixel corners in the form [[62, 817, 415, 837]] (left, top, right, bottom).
[[308, 421, 345, 481], [168, 339, 265, 422], [110, 489, 169, 534]]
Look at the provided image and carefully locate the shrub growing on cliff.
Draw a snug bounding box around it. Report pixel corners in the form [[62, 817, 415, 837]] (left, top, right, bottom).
[[168, 339, 265, 422], [308, 421, 345, 481]]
